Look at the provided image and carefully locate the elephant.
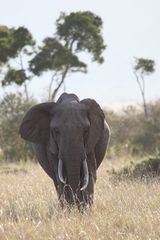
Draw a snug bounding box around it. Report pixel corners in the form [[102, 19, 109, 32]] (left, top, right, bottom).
[[19, 93, 110, 208]]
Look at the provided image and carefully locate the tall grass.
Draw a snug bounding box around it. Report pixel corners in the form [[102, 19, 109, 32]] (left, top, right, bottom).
[[0, 159, 160, 240]]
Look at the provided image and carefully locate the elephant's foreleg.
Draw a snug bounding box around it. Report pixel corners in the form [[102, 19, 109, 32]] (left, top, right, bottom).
[[79, 152, 96, 207], [82, 173, 94, 206]]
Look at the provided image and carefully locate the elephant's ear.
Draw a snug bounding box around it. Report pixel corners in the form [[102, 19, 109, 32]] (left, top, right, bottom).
[[19, 102, 55, 144], [80, 99, 105, 154]]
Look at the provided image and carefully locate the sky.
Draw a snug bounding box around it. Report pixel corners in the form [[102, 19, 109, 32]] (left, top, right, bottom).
[[0, 0, 160, 106]]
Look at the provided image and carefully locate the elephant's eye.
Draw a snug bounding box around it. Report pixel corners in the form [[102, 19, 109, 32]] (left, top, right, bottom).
[[53, 127, 60, 135], [84, 126, 89, 139], [84, 127, 89, 133], [55, 128, 59, 134]]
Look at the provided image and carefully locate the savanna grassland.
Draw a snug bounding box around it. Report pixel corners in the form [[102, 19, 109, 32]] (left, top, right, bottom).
[[0, 158, 160, 240]]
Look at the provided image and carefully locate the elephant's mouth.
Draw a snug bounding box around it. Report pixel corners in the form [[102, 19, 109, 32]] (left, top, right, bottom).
[[58, 158, 89, 191]]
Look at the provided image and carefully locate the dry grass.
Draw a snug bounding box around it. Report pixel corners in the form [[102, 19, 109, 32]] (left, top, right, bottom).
[[0, 159, 160, 240]]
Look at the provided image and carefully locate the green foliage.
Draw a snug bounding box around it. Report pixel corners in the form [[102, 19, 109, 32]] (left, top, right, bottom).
[[106, 106, 140, 157], [113, 153, 160, 179], [132, 102, 160, 152], [0, 26, 15, 64], [0, 26, 35, 65], [0, 93, 36, 161], [134, 58, 155, 74], [2, 68, 27, 86], [12, 26, 35, 52], [30, 38, 86, 76], [133, 57, 155, 117], [106, 100, 160, 157], [30, 11, 106, 99], [0, 26, 35, 92], [1, 12, 106, 100], [56, 11, 106, 63]]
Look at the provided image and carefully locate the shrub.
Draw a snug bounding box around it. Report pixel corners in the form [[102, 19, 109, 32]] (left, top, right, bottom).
[[105, 100, 160, 156], [112, 153, 160, 180], [0, 93, 36, 162]]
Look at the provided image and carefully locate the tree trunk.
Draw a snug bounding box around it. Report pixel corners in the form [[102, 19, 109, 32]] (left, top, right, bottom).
[[134, 72, 148, 117], [48, 74, 55, 101], [141, 89, 148, 117], [51, 66, 69, 101], [24, 82, 29, 101], [19, 52, 29, 101]]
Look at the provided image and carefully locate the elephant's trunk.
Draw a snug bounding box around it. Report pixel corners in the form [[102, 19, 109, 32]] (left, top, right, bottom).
[[66, 160, 81, 193], [58, 158, 89, 192], [58, 131, 89, 204], [58, 157, 89, 205], [64, 160, 81, 205]]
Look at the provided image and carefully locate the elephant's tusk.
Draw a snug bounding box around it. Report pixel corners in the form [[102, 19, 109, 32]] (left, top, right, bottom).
[[58, 159, 65, 184], [80, 159, 89, 191]]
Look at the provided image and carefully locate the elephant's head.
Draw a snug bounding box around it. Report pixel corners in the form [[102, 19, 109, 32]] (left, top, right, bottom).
[[19, 93, 105, 206]]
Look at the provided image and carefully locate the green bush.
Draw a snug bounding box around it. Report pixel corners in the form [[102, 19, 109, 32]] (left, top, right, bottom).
[[112, 153, 160, 180], [0, 93, 36, 162], [105, 100, 160, 156]]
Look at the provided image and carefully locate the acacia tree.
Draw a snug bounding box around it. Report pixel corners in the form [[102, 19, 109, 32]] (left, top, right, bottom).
[[133, 58, 155, 117], [0, 26, 35, 100], [30, 11, 106, 100]]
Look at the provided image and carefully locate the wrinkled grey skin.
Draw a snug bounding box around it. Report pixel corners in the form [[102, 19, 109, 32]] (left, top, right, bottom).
[[19, 93, 110, 208]]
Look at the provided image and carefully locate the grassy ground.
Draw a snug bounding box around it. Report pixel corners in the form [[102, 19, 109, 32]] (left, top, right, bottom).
[[0, 158, 160, 240]]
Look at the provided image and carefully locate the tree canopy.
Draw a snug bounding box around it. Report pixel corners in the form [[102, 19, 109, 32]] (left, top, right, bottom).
[[0, 26, 35, 99], [134, 58, 155, 74], [0, 12, 106, 100], [30, 11, 106, 100], [133, 57, 155, 117], [56, 11, 105, 63], [0, 25, 35, 65], [30, 38, 87, 76]]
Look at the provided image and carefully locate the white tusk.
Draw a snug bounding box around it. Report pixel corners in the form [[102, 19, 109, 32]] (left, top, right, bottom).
[[58, 159, 65, 184], [80, 159, 89, 191]]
